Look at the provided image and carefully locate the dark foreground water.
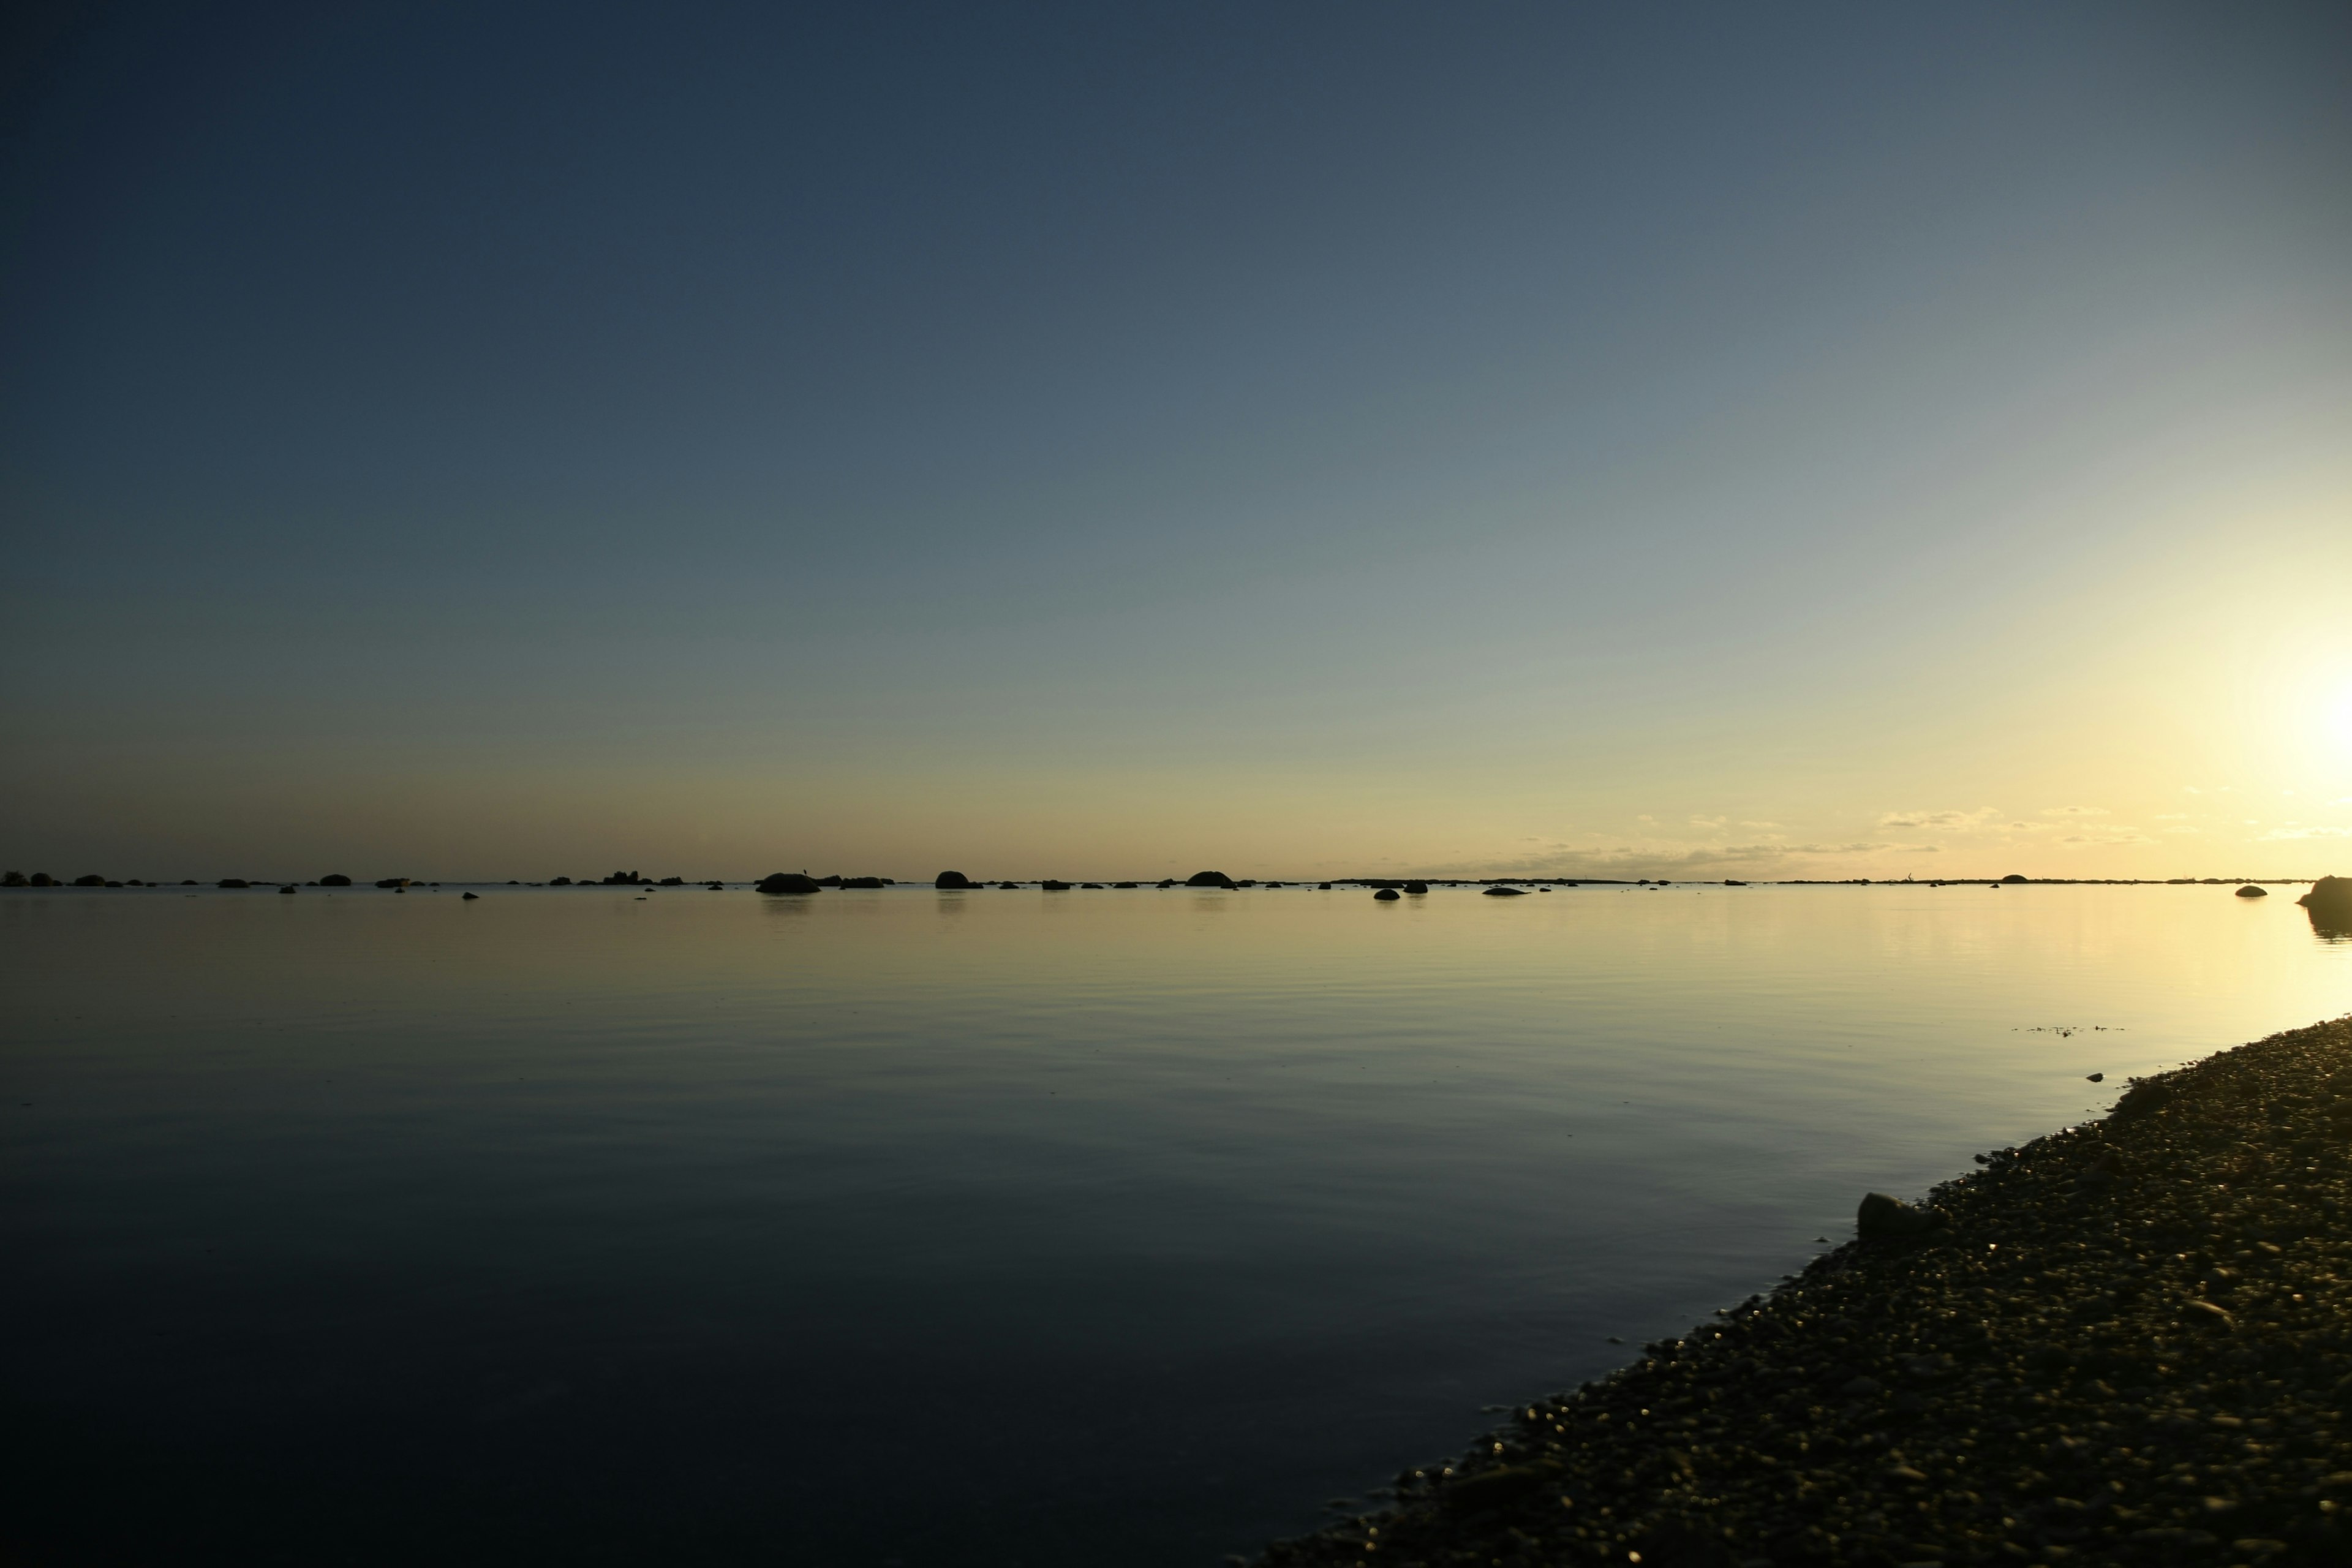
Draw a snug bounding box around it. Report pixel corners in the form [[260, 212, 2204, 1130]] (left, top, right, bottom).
[[4, 882, 2346, 1566]]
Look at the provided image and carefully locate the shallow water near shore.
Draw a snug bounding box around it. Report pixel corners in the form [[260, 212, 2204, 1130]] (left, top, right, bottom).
[[4, 883, 2347, 1565]]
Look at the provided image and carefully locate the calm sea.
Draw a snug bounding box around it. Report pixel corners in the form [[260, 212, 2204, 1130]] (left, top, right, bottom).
[[4, 882, 2346, 1566]]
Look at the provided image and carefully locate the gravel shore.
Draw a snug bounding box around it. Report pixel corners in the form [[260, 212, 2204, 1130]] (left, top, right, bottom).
[[1252, 1015, 2352, 1568]]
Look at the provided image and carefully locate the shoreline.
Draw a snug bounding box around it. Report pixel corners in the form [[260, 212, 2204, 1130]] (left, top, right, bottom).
[[1252, 1015, 2352, 1568]]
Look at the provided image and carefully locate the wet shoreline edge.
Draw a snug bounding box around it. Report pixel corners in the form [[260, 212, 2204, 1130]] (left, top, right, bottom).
[[1251, 1015, 2352, 1568]]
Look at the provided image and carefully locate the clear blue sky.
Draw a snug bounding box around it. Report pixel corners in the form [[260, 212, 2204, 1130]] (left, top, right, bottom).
[[5, 1, 2349, 880]]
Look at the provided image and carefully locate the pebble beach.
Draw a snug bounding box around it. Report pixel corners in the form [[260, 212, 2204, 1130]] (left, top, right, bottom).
[[1254, 1014, 2352, 1568]]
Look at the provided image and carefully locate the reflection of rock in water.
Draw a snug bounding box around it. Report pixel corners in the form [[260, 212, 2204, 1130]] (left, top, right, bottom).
[[2301, 875, 2352, 938]]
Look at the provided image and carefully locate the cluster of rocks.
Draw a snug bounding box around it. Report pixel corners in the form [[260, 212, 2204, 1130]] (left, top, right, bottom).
[[1251, 1015, 2352, 1568]]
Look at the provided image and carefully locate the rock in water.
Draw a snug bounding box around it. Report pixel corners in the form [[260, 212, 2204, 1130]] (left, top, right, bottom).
[[1373, 888, 1401, 901], [1041, 879, 1072, 891], [755, 873, 822, 895], [935, 871, 974, 889], [1856, 1191, 1939, 1238], [1186, 870, 1237, 888], [1482, 886, 1528, 897], [320, 873, 352, 886], [2236, 884, 2268, 897], [1403, 881, 1429, 895], [2299, 875, 2352, 925], [461, 891, 478, 900]]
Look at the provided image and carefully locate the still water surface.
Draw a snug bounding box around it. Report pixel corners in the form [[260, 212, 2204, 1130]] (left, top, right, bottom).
[[4, 883, 2346, 1564]]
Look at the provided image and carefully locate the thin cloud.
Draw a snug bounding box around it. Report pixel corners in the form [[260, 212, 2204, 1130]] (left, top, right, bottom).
[[2041, 805, 2109, 817], [1879, 807, 2000, 830]]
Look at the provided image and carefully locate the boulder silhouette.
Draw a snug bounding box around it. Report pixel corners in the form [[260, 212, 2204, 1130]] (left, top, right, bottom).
[[2301, 875, 2352, 926], [1403, 881, 1429, 895], [216, 878, 249, 889], [1857, 1192, 1940, 1239], [841, 876, 888, 889], [1041, 880, 1072, 891], [320, 874, 352, 886], [73, 874, 107, 887], [755, 873, 822, 895], [2235, 884, 2267, 898], [1185, 870, 1236, 888], [1482, 886, 1528, 897], [1373, 888, 1401, 901], [935, 871, 974, 889], [2001, 873, 2029, 884]]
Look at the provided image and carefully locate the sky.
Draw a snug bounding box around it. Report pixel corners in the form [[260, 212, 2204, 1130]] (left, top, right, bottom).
[[4, 0, 2350, 882]]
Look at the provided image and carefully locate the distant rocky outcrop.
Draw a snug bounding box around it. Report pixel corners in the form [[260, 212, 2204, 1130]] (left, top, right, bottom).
[[74, 874, 107, 887], [1482, 886, 1528, 897], [320, 874, 352, 886], [375, 878, 410, 889], [601, 871, 648, 886], [935, 871, 974, 889], [842, 876, 889, 889], [1373, 888, 1401, 901], [2001, 873, 2029, 884], [2236, 884, 2269, 898], [217, 878, 250, 889], [1041, 880, 1073, 891], [549, 876, 573, 886], [2302, 875, 2352, 928], [1403, 881, 1428, 895], [755, 873, 822, 895], [29, 873, 56, 886], [1186, 870, 1237, 888], [2, 871, 24, 887]]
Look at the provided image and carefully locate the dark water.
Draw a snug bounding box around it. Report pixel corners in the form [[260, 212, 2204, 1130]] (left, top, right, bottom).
[[4, 883, 2345, 1565]]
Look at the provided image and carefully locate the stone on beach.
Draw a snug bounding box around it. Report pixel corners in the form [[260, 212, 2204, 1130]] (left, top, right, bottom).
[[1854, 1190, 1939, 1238]]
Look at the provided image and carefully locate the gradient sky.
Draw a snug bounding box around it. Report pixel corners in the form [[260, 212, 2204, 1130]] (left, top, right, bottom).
[[5, 1, 2349, 881]]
